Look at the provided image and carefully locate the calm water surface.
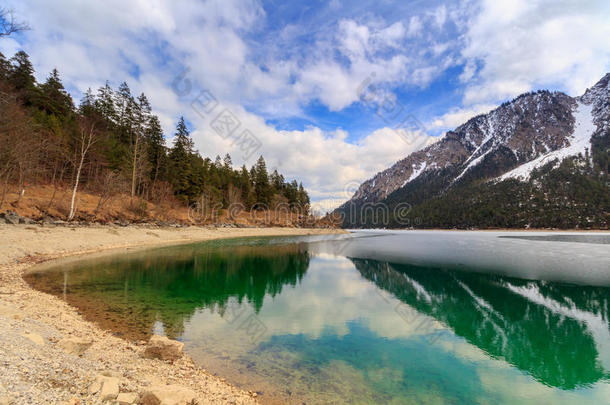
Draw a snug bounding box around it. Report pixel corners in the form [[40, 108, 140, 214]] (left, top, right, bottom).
[[25, 231, 610, 404]]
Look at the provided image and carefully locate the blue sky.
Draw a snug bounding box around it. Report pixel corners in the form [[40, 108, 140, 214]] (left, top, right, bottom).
[[2, 0, 610, 210]]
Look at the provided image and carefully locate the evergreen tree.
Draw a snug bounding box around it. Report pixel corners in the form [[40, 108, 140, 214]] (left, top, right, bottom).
[[223, 153, 232, 169], [168, 117, 193, 201], [38, 68, 74, 118], [9, 51, 36, 104], [253, 156, 272, 206], [145, 115, 166, 184], [0, 51, 11, 81], [9, 51, 35, 90], [95, 81, 116, 125]]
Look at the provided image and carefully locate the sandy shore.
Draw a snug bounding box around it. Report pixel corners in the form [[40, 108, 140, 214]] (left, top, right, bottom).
[[0, 224, 345, 405]]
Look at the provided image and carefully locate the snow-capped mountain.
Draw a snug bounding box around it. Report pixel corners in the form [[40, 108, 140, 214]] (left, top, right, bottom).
[[338, 73, 609, 228], [346, 73, 608, 203]]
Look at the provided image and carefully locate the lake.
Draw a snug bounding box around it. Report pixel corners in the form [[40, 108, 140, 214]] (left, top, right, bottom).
[[25, 231, 610, 404]]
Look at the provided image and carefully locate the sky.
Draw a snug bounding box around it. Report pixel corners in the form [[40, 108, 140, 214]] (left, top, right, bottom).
[[2, 0, 610, 211]]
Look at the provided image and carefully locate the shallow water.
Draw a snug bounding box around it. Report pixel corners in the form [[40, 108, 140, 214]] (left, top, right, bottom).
[[25, 231, 610, 404]]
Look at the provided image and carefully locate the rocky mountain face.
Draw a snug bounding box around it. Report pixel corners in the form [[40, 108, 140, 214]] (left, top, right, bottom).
[[337, 73, 610, 229]]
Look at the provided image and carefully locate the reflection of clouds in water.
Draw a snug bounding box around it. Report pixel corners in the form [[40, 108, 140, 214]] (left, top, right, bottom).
[[478, 361, 610, 405], [184, 255, 444, 344], [173, 244, 610, 404], [438, 337, 610, 405], [259, 256, 445, 340]]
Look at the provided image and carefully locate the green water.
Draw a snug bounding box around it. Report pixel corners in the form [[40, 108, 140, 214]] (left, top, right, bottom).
[[25, 233, 610, 404]]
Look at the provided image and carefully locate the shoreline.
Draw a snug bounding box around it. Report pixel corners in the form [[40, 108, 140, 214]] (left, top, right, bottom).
[[347, 228, 609, 232], [0, 224, 345, 405]]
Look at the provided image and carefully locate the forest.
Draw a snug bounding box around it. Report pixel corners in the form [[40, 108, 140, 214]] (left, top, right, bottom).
[[0, 50, 310, 222]]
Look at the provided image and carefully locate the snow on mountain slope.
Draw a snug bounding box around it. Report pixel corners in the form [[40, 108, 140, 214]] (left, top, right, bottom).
[[340, 73, 608, 209], [499, 101, 595, 180], [402, 162, 427, 186]]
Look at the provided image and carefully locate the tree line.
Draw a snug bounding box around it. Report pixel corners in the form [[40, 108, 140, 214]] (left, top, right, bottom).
[[0, 50, 310, 219]]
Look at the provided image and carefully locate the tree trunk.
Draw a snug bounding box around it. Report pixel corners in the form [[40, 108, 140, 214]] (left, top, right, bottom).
[[131, 133, 140, 202], [0, 169, 12, 209], [68, 153, 85, 221]]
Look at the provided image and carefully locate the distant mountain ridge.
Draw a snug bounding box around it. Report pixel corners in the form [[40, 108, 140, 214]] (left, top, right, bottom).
[[337, 73, 610, 229]]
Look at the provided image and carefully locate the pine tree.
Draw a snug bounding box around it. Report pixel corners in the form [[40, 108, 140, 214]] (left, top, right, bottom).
[[9, 51, 35, 90], [130, 93, 151, 198], [38, 68, 74, 118], [253, 156, 272, 207], [223, 153, 232, 169], [145, 115, 166, 185], [95, 82, 116, 125], [9, 51, 36, 104], [168, 117, 193, 201], [0, 51, 11, 81]]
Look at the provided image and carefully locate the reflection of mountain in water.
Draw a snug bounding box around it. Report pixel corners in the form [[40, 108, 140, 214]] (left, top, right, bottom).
[[351, 258, 610, 390], [25, 243, 310, 340]]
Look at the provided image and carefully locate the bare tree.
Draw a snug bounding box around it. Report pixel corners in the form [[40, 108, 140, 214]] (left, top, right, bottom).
[[68, 118, 98, 221], [0, 8, 30, 37], [94, 171, 123, 214], [0, 91, 36, 209]]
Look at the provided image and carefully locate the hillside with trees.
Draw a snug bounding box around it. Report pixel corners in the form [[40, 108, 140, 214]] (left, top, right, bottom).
[[0, 50, 313, 225], [336, 74, 609, 230]]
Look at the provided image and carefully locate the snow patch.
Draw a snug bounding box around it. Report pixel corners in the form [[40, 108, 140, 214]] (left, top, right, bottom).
[[498, 102, 595, 181], [401, 162, 427, 187], [454, 148, 492, 182]]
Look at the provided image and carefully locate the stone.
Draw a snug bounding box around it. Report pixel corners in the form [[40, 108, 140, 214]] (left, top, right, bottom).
[[89, 374, 120, 401], [116, 392, 138, 404], [99, 376, 119, 402], [57, 337, 93, 355], [22, 332, 45, 346], [140, 385, 198, 405], [0, 211, 20, 225], [142, 335, 184, 361]]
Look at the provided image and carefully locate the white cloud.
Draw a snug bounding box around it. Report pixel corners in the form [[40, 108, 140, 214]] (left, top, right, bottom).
[[186, 100, 434, 209], [430, 104, 496, 130], [9, 0, 608, 208], [406, 16, 423, 37], [460, 0, 610, 104]]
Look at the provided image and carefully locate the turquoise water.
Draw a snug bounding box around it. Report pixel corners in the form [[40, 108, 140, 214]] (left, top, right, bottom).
[[26, 232, 610, 404]]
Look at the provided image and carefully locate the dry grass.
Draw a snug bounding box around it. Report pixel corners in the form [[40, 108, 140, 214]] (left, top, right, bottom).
[[0, 184, 336, 227]]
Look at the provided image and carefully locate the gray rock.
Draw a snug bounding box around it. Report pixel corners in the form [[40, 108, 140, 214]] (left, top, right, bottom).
[[1, 211, 20, 225]]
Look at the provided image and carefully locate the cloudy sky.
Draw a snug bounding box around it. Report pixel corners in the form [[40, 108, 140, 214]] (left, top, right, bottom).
[[2, 0, 610, 210]]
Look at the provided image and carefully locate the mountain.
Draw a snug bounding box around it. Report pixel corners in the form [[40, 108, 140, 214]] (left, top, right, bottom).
[[336, 74, 610, 229]]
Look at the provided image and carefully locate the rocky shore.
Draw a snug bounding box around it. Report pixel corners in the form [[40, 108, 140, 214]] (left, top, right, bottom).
[[0, 224, 344, 404]]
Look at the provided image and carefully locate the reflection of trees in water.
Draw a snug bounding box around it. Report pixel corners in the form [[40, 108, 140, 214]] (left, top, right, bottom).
[[351, 258, 610, 390], [25, 243, 311, 340]]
